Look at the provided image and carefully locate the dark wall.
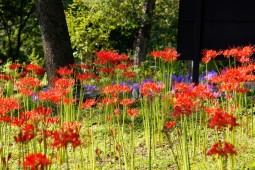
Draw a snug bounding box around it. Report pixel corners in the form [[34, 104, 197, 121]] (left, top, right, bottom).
[[178, 0, 255, 60]]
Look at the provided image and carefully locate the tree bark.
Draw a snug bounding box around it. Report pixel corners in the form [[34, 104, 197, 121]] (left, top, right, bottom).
[[35, 0, 74, 85], [134, 0, 156, 64]]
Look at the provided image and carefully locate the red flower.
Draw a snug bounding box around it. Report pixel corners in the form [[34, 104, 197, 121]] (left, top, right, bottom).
[[51, 127, 82, 149], [101, 97, 117, 105], [123, 71, 136, 78], [76, 73, 95, 82], [114, 109, 121, 116], [35, 105, 52, 117], [14, 124, 35, 143], [63, 98, 77, 104], [23, 153, 52, 170], [207, 141, 237, 158], [25, 63, 45, 76], [62, 122, 82, 132], [0, 97, 19, 115], [120, 98, 135, 106], [9, 63, 21, 70], [16, 77, 41, 96], [201, 49, 222, 63], [127, 109, 139, 118], [0, 73, 11, 81], [165, 121, 176, 129], [96, 50, 129, 64], [80, 99, 97, 109], [43, 116, 59, 125], [116, 63, 127, 71], [139, 82, 164, 97], [54, 78, 74, 90], [208, 109, 239, 131], [102, 85, 131, 94], [38, 88, 64, 104], [150, 48, 179, 62], [57, 67, 73, 76], [223, 45, 254, 63]]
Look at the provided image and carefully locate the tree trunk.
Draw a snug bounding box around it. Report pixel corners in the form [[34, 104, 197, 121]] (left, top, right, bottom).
[[134, 0, 156, 64], [35, 0, 74, 85]]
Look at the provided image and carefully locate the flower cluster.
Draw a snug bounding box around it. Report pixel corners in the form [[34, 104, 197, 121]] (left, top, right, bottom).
[[23, 153, 52, 170], [207, 141, 237, 158], [150, 48, 179, 62]]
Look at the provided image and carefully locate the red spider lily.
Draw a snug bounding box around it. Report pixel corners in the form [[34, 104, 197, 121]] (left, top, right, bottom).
[[0, 73, 11, 81], [62, 121, 82, 132], [139, 82, 164, 97], [173, 82, 195, 92], [35, 105, 52, 117], [101, 97, 118, 105], [80, 64, 91, 69], [38, 88, 65, 104], [94, 59, 107, 65], [209, 66, 254, 92], [150, 48, 179, 62], [115, 63, 128, 71], [102, 85, 131, 94], [23, 153, 52, 170], [96, 50, 129, 64], [165, 121, 176, 129], [17, 77, 40, 87], [25, 63, 45, 76], [14, 124, 35, 143], [173, 91, 196, 117], [208, 109, 239, 131], [63, 98, 77, 104], [54, 78, 75, 90], [116, 85, 132, 93], [76, 72, 95, 82], [205, 107, 223, 115], [9, 63, 21, 70], [0, 97, 19, 115], [43, 129, 54, 138], [51, 127, 82, 149], [127, 109, 139, 118], [191, 84, 216, 99], [223, 45, 254, 63], [123, 71, 136, 78], [43, 116, 59, 125], [114, 109, 121, 116], [201, 49, 222, 63], [80, 99, 97, 109], [57, 67, 73, 76], [11, 117, 25, 127], [99, 67, 115, 74], [207, 141, 237, 158], [120, 98, 135, 106], [0, 115, 11, 123], [22, 110, 41, 123], [16, 77, 41, 96]]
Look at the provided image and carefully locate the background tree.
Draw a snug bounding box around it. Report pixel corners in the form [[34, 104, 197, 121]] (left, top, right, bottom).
[[36, 0, 74, 84], [65, 0, 179, 62], [134, 0, 156, 63], [0, 0, 42, 62]]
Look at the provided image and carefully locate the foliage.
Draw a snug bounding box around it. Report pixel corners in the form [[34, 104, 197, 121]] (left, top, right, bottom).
[[65, 0, 179, 61], [0, 0, 43, 63]]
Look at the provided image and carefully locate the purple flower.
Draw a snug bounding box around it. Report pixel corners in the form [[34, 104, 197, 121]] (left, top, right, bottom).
[[130, 83, 140, 90], [30, 93, 39, 102], [205, 70, 218, 81], [85, 85, 97, 91], [142, 78, 153, 84], [120, 82, 127, 86]]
